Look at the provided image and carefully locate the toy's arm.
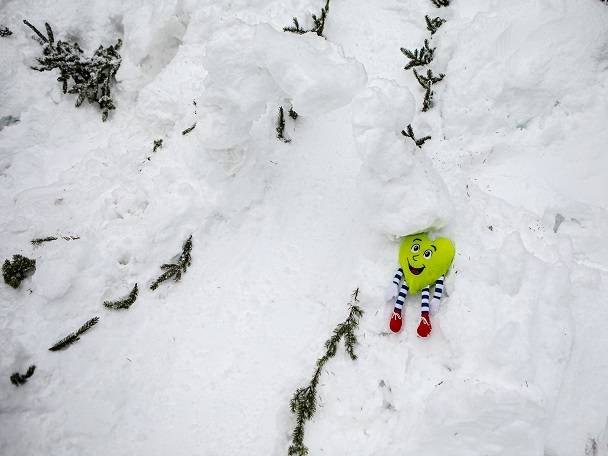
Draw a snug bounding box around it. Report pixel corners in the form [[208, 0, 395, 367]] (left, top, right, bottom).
[[429, 275, 445, 314], [385, 267, 404, 302]]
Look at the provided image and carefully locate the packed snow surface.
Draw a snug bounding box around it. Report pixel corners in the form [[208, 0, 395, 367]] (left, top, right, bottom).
[[1, 0, 608, 455]]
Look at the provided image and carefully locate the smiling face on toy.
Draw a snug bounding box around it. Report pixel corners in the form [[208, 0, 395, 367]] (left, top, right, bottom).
[[398, 233, 455, 294]]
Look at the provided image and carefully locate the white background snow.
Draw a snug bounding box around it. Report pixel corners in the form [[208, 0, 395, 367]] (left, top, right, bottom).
[[1, 0, 608, 455]]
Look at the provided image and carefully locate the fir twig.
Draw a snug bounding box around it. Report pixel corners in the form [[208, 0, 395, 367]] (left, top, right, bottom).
[[182, 123, 196, 135], [2, 255, 36, 289], [31, 236, 80, 246], [49, 317, 99, 351], [31, 236, 58, 245], [283, 18, 307, 35], [153, 139, 163, 153], [0, 26, 13, 37], [10, 365, 36, 386], [288, 289, 363, 456], [283, 0, 331, 38], [401, 124, 431, 148], [23, 20, 122, 121], [276, 107, 291, 143], [413, 68, 444, 112], [400, 39, 435, 70], [311, 0, 331, 37], [425, 15, 445, 35], [150, 235, 193, 291], [431, 0, 450, 7], [288, 107, 299, 120], [104, 284, 138, 310]]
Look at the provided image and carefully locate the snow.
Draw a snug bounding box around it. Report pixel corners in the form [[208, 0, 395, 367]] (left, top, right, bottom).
[[2, 0, 608, 455]]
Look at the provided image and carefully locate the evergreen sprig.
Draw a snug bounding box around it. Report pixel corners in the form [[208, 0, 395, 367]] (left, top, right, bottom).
[[401, 124, 431, 148], [49, 316, 99, 351], [0, 26, 12, 37], [283, 0, 331, 38], [288, 107, 299, 120], [10, 365, 36, 386], [276, 107, 291, 143], [182, 123, 196, 135], [425, 15, 445, 35], [2, 255, 36, 289], [31, 235, 79, 246], [431, 0, 450, 7], [283, 18, 306, 35], [153, 139, 163, 153], [413, 68, 445, 111], [400, 39, 435, 70], [150, 235, 193, 290], [288, 289, 363, 456], [104, 284, 138, 310], [23, 20, 122, 121], [311, 0, 330, 37]]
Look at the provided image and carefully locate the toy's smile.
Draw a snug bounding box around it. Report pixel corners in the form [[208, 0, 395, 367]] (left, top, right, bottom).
[[408, 260, 425, 275]]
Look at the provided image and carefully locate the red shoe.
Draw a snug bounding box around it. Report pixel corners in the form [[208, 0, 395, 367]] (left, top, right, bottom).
[[417, 312, 432, 338], [389, 310, 403, 333]]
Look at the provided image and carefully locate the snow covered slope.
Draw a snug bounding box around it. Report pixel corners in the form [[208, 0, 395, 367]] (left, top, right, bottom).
[[1, 0, 608, 455]]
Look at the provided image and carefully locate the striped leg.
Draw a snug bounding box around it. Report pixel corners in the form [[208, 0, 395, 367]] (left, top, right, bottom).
[[392, 268, 404, 287], [434, 275, 445, 300], [420, 286, 431, 313], [394, 282, 409, 312], [390, 281, 409, 333]]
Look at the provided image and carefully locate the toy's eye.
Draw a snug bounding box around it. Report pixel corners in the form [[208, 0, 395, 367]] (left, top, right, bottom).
[[423, 249, 433, 259], [411, 244, 420, 253]]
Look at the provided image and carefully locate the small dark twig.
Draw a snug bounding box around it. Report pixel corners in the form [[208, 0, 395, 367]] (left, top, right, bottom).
[[431, 0, 450, 7], [276, 107, 291, 143], [401, 124, 431, 148], [10, 365, 36, 386], [283, 17, 307, 35], [150, 236, 193, 290], [153, 139, 163, 152], [182, 123, 196, 135], [0, 26, 13, 37], [288, 107, 299, 120], [400, 39, 435, 70], [425, 15, 445, 35], [2, 255, 36, 288], [104, 284, 138, 310], [49, 317, 99, 351]]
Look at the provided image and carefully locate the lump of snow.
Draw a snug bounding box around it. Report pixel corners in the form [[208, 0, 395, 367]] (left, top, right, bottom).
[[253, 24, 367, 117]]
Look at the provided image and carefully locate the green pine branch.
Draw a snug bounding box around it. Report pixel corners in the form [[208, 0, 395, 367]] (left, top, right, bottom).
[[31, 235, 79, 246], [276, 107, 291, 143], [425, 15, 445, 35], [10, 365, 36, 386], [431, 0, 450, 7], [413, 68, 445, 111], [288, 107, 299, 120], [400, 39, 435, 70], [0, 26, 12, 37], [153, 139, 163, 153], [150, 235, 193, 291], [283, 17, 307, 35], [288, 289, 363, 456], [49, 316, 99, 351], [401, 124, 431, 148], [23, 20, 122, 121], [104, 284, 138, 310], [2, 255, 36, 289], [311, 0, 330, 37], [283, 0, 331, 38], [182, 123, 196, 135]]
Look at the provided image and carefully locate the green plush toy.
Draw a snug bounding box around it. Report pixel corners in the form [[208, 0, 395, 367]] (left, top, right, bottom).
[[386, 232, 455, 337]]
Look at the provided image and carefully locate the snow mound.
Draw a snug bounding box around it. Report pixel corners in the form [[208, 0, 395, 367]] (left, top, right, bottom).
[[352, 79, 452, 236]]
